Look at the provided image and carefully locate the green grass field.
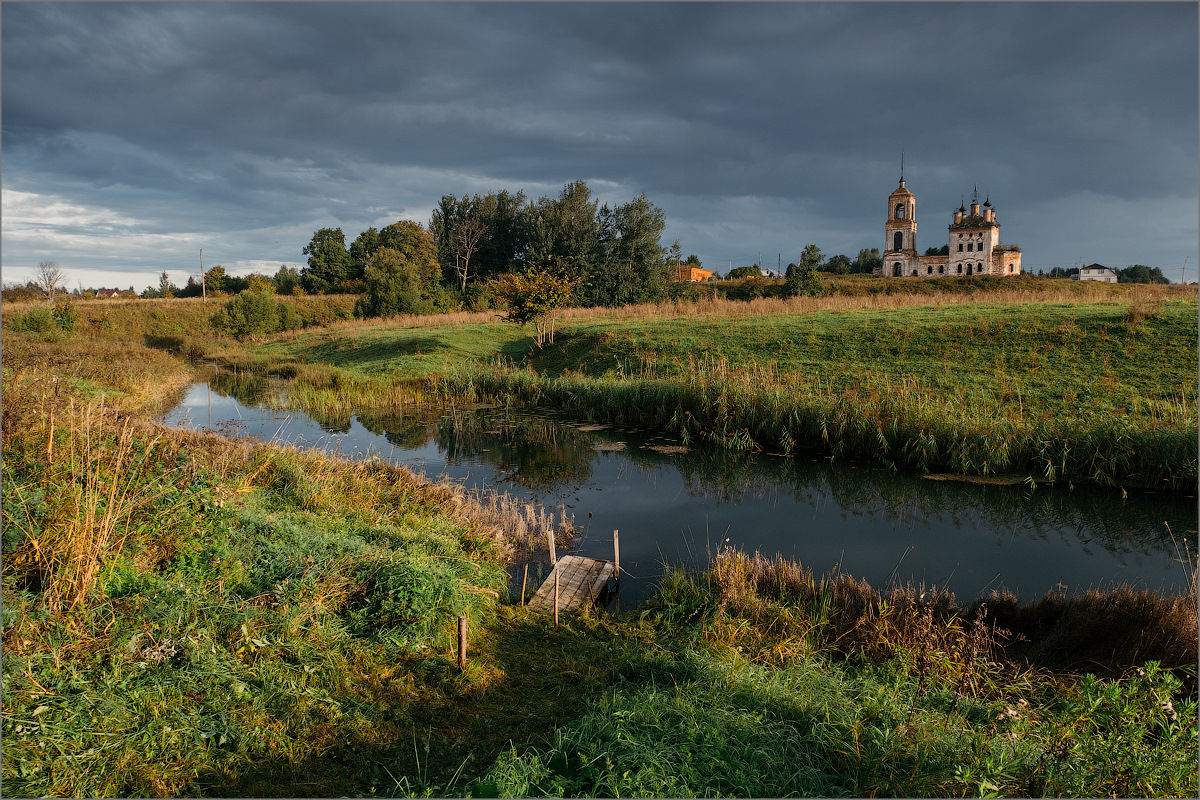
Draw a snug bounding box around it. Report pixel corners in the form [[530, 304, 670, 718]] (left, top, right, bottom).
[[229, 294, 1198, 488], [3, 285, 1197, 797]]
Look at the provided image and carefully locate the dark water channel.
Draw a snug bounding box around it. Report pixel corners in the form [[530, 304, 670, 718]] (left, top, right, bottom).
[[162, 375, 1197, 608]]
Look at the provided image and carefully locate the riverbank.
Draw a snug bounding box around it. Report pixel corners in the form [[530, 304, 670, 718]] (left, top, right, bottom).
[[221, 288, 1197, 490], [3, 291, 1197, 797]]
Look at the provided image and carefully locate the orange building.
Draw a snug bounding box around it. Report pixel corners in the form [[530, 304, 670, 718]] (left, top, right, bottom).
[[672, 264, 714, 282]]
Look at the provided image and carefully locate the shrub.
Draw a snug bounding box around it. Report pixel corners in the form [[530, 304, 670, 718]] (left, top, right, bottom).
[[52, 300, 77, 333], [6, 305, 56, 335], [210, 291, 303, 340]]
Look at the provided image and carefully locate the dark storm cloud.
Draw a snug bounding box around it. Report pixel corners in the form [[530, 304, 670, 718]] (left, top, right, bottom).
[[2, 2, 1196, 287]]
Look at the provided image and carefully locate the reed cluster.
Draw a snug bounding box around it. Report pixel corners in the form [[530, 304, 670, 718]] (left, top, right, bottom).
[[436, 354, 1197, 489]]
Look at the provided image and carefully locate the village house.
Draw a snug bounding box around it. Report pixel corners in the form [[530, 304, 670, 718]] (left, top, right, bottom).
[[875, 177, 1023, 279], [1075, 263, 1118, 282], [672, 264, 714, 282]]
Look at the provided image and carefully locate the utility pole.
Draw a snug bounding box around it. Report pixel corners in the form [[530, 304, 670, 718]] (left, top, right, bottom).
[[1183, 256, 1189, 286], [200, 249, 206, 302]]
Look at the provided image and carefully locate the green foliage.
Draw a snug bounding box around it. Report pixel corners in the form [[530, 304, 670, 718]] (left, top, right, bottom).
[[925, 245, 951, 256], [210, 292, 303, 340], [272, 265, 302, 295], [785, 245, 825, 297], [52, 300, 77, 333], [725, 265, 761, 279], [141, 271, 180, 299], [825, 253, 852, 274], [6, 305, 56, 335], [301, 227, 353, 293], [851, 248, 882, 274], [492, 263, 581, 347], [1119, 264, 1169, 284], [356, 246, 438, 318]]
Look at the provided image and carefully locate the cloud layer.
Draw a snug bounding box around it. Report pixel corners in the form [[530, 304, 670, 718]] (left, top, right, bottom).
[[3, 1, 1196, 289]]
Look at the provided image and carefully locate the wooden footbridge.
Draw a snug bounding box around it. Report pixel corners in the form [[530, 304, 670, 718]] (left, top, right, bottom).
[[523, 530, 620, 618]]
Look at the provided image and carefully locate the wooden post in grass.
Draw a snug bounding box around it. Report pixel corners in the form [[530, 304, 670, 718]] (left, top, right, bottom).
[[521, 563, 528, 606], [613, 529, 620, 612], [554, 570, 560, 628], [613, 529, 620, 585], [457, 615, 467, 670]]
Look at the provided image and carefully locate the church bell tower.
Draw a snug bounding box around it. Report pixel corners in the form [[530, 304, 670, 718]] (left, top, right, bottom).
[[882, 157, 918, 277]]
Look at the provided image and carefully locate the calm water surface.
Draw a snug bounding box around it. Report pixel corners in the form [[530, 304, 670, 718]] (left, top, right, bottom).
[[162, 376, 1198, 606]]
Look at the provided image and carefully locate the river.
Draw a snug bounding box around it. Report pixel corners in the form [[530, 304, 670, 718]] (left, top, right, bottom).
[[162, 374, 1197, 607]]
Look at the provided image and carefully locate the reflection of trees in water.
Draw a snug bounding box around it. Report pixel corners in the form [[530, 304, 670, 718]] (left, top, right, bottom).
[[621, 440, 1192, 562], [355, 408, 437, 450], [820, 467, 1193, 560], [208, 370, 272, 408], [434, 409, 597, 491], [207, 370, 353, 433], [198, 373, 1195, 567]]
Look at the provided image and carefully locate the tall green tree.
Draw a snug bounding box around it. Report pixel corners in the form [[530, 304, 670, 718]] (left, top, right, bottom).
[[524, 181, 603, 289], [851, 248, 882, 274], [431, 190, 529, 286], [301, 227, 352, 293], [588, 194, 675, 306], [825, 254, 852, 274], [785, 244, 825, 297], [356, 246, 437, 318], [273, 265, 302, 295]]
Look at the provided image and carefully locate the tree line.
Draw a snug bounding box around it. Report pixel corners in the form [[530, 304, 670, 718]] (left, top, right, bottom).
[[288, 180, 684, 317]]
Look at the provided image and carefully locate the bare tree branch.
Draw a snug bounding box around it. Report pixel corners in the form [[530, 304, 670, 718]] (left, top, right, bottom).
[[449, 218, 486, 293], [35, 261, 67, 301]]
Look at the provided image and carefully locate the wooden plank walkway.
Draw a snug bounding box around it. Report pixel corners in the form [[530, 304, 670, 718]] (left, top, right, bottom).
[[527, 555, 616, 613]]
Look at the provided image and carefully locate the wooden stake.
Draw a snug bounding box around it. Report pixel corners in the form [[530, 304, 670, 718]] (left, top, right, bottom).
[[613, 529, 620, 584], [521, 563, 528, 606], [553, 569, 560, 628], [547, 527, 556, 566], [457, 615, 467, 670]]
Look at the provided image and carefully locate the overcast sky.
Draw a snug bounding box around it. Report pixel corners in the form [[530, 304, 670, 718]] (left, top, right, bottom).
[[3, 1, 1197, 291]]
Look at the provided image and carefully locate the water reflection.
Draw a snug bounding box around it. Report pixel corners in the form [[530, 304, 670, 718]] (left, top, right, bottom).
[[171, 376, 1197, 606]]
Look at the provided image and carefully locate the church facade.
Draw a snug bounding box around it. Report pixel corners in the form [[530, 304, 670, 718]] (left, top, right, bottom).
[[875, 178, 1022, 278]]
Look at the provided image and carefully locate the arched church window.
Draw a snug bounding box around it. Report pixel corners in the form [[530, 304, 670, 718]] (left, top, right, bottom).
[[894, 232, 903, 251], [939, 265, 944, 274], [896, 204, 904, 219], [893, 263, 901, 276], [927, 266, 932, 274], [956, 264, 962, 274]]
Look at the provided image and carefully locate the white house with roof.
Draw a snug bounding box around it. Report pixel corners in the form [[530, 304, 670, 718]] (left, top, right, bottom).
[[1075, 264, 1118, 282]]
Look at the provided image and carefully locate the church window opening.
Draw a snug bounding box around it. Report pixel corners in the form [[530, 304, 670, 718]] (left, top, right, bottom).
[[966, 243, 973, 252], [967, 264, 973, 275], [958, 243, 963, 252], [896, 204, 904, 219], [912, 269, 918, 276], [894, 232, 903, 251], [893, 263, 901, 276], [956, 264, 962, 274], [938, 265, 945, 274]]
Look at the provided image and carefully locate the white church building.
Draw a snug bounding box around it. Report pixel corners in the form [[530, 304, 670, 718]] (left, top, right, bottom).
[[876, 176, 1023, 278]]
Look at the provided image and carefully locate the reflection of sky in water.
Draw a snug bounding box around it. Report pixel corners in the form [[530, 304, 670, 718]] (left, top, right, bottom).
[[163, 382, 1198, 607]]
